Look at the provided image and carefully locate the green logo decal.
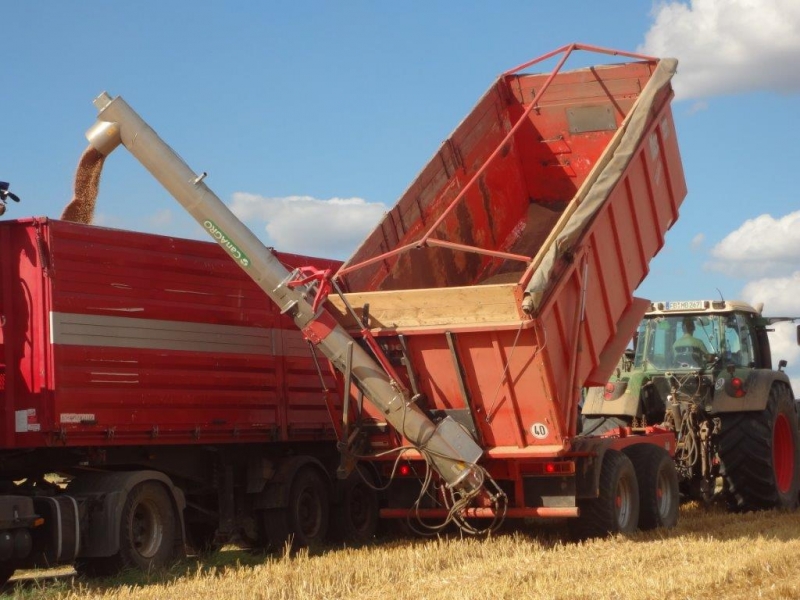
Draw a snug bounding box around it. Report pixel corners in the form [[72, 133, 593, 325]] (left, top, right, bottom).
[[203, 220, 250, 268]]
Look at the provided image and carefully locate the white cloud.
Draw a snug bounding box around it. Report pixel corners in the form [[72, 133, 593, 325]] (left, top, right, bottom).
[[712, 213, 800, 387], [690, 232, 705, 251], [741, 272, 800, 317], [640, 0, 800, 99], [229, 193, 386, 259], [707, 211, 800, 277], [767, 321, 800, 364], [741, 274, 800, 385]]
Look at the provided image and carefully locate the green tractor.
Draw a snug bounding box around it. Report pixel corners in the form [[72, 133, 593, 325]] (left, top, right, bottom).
[[582, 300, 800, 510]]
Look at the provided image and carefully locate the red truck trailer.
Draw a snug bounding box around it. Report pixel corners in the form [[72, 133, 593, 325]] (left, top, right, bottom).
[[0, 218, 346, 581], [78, 43, 688, 543]]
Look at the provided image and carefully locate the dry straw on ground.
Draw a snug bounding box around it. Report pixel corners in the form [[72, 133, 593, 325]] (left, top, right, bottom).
[[6, 503, 800, 600], [60, 147, 105, 225]]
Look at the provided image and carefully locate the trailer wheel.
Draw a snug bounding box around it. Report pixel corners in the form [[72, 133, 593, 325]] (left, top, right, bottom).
[[570, 449, 639, 539], [264, 468, 329, 551], [718, 383, 800, 511], [78, 481, 179, 576], [329, 469, 378, 545], [623, 444, 678, 530]]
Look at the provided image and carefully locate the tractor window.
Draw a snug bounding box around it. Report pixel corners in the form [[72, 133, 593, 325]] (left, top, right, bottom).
[[636, 315, 719, 370], [726, 313, 755, 367], [723, 313, 755, 367], [634, 318, 670, 369], [633, 320, 648, 366]]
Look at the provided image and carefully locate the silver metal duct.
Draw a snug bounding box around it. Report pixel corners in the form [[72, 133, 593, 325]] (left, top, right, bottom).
[[85, 92, 484, 493]]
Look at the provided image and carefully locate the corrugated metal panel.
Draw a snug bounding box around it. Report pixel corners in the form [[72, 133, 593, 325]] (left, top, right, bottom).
[[0, 219, 341, 448]]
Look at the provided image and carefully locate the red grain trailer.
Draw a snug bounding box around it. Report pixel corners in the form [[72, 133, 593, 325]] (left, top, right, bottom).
[[327, 44, 688, 536], [0, 218, 345, 580]]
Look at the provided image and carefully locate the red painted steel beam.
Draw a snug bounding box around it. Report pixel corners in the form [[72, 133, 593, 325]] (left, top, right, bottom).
[[380, 506, 579, 519], [503, 42, 656, 76], [425, 238, 532, 264]]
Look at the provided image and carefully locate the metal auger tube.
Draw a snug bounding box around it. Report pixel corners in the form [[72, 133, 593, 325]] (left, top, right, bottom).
[[85, 92, 484, 493]]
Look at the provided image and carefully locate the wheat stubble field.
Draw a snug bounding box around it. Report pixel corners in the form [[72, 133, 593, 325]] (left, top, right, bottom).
[[4, 503, 800, 600]]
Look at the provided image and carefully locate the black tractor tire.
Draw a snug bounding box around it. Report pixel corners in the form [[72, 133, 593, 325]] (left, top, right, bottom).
[[328, 469, 379, 545], [623, 444, 679, 530], [76, 481, 180, 577], [263, 468, 330, 552], [570, 449, 640, 539], [718, 383, 800, 511]]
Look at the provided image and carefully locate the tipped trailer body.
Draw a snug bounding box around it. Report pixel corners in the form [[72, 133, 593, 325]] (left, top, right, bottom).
[[330, 44, 688, 532]]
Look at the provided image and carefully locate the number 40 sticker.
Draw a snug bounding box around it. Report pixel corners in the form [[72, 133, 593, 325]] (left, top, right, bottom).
[[530, 423, 549, 439]]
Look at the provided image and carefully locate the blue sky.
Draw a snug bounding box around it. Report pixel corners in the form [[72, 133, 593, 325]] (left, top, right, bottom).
[[3, 1, 800, 379]]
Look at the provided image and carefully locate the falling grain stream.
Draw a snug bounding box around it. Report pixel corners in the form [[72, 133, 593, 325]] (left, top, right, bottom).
[[61, 146, 105, 224]]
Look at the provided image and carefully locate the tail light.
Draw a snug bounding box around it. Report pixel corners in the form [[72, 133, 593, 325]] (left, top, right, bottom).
[[602, 381, 628, 401], [730, 377, 746, 398]]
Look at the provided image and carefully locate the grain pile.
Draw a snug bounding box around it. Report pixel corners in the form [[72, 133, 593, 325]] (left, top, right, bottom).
[[61, 146, 106, 224]]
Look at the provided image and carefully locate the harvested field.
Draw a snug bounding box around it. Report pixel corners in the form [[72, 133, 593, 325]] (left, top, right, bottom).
[[5, 503, 800, 600]]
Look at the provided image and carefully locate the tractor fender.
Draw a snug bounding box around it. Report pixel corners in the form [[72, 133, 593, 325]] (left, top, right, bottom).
[[709, 369, 792, 413], [68, 470, 186, 558], [581, 385, 640, 419], [253, 456, 330, 510]]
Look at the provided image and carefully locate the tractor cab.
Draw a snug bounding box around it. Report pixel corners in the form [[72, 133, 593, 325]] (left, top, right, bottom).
[[583, 300, 776, 427], [634, 303, 760, 372]]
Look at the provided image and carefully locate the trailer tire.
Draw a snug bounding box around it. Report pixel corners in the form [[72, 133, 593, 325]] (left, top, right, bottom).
[[77, 481, 179, 576], [263, 468, 329, 552], [570, 449, 639, 539], [329, 469, 378, 545], [623, 444, 678, 530], [718, 383, 800, 511]]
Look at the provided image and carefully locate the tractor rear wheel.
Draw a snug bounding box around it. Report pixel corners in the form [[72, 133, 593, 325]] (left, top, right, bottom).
[[570, 449, 639, 539], [624, 444, 679, 529], [718, 383, 800, 511]]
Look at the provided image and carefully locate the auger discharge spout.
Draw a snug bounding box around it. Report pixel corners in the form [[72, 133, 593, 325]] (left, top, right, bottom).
[[85, 92, 484, 494]]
